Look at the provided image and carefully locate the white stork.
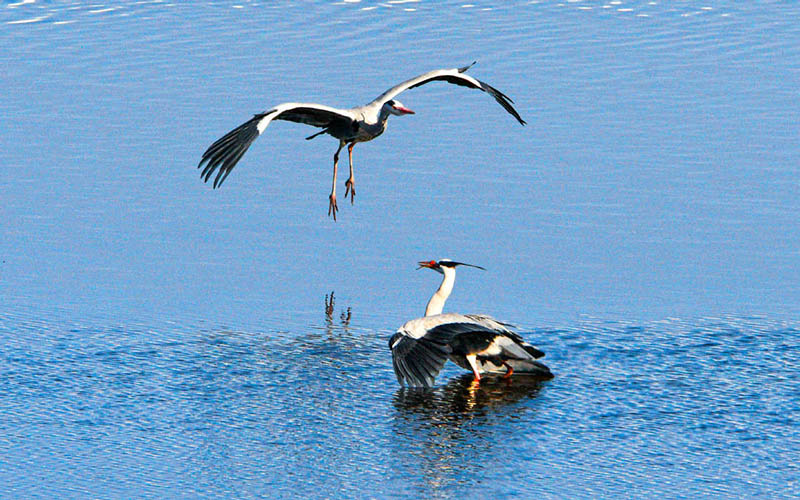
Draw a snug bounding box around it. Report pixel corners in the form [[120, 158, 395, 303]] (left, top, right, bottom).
[[197, 63, 525, 220]]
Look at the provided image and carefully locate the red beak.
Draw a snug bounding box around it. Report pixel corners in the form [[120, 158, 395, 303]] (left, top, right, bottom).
[[395, 106, 415, 115]]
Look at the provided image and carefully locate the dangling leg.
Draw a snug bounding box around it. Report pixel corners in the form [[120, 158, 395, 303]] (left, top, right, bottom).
[[344, 142, 356, 204], [466, 354, 481, 383], [328, 141, 345, 220], [502, 362, 514, 379]]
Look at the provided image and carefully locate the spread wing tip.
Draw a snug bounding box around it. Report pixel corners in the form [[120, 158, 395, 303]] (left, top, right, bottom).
[[197, 112, 269, 188], [390, 332, 450, 388], [477, 79, 526, 125]]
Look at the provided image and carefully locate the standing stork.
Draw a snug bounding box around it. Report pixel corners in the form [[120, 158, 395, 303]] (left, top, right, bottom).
[[389, 259, 552, 388], [197, 63, 525, 220]]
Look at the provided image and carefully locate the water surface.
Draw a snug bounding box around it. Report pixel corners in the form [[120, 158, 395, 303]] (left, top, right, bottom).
[[1, 1, 799, 498]]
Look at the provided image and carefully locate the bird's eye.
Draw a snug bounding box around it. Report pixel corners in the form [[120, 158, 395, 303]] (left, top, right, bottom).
[[387, 100, 395, 106]]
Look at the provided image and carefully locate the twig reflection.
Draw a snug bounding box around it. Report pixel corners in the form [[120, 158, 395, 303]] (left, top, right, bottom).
[[324, 291, 351, 334]]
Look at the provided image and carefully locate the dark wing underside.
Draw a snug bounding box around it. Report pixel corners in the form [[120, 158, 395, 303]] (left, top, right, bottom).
[[197, 105, 355, 189], [274, 107, 352, 128], [389, 326, 458, 388]]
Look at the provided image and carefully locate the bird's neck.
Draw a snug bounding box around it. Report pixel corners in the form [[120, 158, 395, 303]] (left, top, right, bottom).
[[377, 105, 393, 125], [424, 268, 456, 317]]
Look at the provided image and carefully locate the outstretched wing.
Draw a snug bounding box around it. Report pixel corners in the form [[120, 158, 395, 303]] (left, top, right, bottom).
[[370, 63, 526, 125], [198, 103, 356, 189], [389, 326, 456, 388]]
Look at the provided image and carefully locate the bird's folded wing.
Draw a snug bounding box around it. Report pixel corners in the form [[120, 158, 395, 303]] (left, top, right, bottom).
[[463, 314, 545, 359]]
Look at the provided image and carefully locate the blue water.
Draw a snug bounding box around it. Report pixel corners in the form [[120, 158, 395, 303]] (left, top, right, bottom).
[[1, 1, 799, 498]]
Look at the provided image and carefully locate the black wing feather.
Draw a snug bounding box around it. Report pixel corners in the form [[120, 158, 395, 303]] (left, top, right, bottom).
[[198, 111, 272, 189], [407, 74, 526, 126], [389, 330, 453, 388], [197, 106, 354, 189], [275, 107, 351, 128]]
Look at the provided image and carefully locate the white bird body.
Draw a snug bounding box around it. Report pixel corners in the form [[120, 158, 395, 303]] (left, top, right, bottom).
[[394, 313, 512, 342], [198, 64, 525, 220], [389, 260, 552, 388]]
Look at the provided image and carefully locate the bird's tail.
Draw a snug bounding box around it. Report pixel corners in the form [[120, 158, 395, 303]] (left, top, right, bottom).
[[478, 358, 552, 378], [507, 359, 553, 378]]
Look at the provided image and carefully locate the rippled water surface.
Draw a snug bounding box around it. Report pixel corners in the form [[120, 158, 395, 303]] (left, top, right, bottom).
[[2, 1, 799, 498]]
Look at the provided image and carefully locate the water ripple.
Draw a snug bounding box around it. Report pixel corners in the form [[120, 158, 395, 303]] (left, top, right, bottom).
[[1, 314, 798, 497], [2, 0, 800, 496]]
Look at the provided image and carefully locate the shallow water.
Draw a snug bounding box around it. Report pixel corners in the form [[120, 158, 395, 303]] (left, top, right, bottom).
[[2, 312, 798, 498], [1, 1, 799, 498]]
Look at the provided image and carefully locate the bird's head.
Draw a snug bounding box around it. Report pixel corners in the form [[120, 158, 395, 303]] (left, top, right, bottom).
[[417, 259, 486, 275], [385, 99, 415, 116]]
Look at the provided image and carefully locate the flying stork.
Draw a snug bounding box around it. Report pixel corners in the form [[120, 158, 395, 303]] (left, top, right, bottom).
[[197, 63, 525, 220]]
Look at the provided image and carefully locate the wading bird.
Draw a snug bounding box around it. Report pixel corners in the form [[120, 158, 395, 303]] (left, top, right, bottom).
[[389, 260, 552, 388], [197, 63, 525, 220]]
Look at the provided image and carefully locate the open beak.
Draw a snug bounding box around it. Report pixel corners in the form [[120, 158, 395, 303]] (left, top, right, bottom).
[[417, 260, 437, 270], [394, 105, 415, 115]]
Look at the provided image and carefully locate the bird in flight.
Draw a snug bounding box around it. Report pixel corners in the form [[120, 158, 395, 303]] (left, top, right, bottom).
[[197, 63, 525, 220]]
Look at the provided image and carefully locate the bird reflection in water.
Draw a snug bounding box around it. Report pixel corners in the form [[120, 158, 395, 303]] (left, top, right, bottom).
[[390, 374, 548, 494], [393, 372, 547, 417], [324, 291, 351, 335]]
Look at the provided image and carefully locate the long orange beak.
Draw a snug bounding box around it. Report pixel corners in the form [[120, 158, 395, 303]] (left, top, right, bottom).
[[417, 260, 437, 270], [395, 106, 415, 115]]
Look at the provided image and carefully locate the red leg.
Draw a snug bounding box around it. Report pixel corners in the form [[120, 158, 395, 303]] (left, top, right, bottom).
[[467, 354, 481, 382], [502, 363, 514, 379], [328, 142, 345, 220], [344, 143, 356, 204]]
